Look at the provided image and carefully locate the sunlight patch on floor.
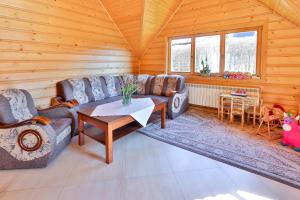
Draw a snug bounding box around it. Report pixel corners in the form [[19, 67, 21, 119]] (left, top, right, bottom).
[[194, 190, 274, 200]]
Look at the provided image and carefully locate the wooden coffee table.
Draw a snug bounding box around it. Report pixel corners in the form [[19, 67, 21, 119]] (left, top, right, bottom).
[[77, 98, 167, 164]]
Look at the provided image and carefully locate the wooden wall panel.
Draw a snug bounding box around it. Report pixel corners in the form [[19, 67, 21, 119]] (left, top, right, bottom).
[[0, 0, 138, 108], [140, 0, 300, 111]]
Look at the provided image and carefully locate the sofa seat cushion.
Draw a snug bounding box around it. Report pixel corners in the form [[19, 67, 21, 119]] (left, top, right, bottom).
[[77, 97, 122, 110], [133, 94, 169, 102]]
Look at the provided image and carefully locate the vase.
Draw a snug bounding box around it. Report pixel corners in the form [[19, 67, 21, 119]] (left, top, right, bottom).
[[122, 94, 132, 105]]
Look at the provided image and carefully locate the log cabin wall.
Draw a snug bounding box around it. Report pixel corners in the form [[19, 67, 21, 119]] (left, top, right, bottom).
[[140, 0, 300, 111], [0, 0, 138, 108]]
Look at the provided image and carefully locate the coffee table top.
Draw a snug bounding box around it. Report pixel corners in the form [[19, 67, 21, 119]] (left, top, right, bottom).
[[77, 97, 167, 124]]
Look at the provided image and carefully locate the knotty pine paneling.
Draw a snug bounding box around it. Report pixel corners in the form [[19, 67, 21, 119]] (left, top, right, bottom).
[[101, 0, 182, 57], [140, 0, 300, 111], [101, 0, 143, 55], [0, 0, 138, 108]]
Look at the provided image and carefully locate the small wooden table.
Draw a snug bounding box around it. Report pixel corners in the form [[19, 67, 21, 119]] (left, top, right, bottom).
[[77, 98, 167, 164], [218, 94, 259, 126]]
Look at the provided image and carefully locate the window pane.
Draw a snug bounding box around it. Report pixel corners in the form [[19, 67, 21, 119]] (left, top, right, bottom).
[[225, 31, 257, 74], [195, 35, 220, 73], [170, 38, 191, 72]]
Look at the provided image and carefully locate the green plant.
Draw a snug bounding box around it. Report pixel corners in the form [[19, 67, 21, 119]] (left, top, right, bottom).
[[200, 56, 211, 76], [121, 83, 137, 105]]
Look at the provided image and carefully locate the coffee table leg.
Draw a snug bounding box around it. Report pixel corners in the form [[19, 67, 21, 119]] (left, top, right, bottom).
[[105, 126, 113, 164], [161, 104, 166, 129], [78, 115, 84, 146]]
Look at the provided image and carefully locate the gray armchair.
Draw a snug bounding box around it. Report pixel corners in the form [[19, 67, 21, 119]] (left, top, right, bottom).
[[0, 89, 72, 169]]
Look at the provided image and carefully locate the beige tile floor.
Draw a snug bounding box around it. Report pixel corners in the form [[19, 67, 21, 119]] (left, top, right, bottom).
[[0, 132, 300, 200]]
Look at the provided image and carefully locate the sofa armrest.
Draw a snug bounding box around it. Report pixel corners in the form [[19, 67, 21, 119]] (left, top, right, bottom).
[[168, 87, 189, 119], [0, 123, 56, 161], [51, 97, 79, 108], [38, 105, 73, 120], [0, 116, 51, 129], [165, 91, 178, 97], [31, 116, 51, 125]]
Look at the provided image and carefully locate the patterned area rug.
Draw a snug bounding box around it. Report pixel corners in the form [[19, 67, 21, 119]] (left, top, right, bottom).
[[138, 108, 300, 189]]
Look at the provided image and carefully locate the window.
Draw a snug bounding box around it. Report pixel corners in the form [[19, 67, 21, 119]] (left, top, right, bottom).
[[225, 31, 257, 74], [168, 27, 261, 77], [195, 35, 220, 73], [170, 38, 192, 73]]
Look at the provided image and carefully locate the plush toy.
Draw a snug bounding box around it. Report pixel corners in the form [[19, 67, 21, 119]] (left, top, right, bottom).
[[281, 113, 300, 152]]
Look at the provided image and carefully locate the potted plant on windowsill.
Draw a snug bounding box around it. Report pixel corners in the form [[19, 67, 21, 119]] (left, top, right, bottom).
[[199, 56, 211, 76]]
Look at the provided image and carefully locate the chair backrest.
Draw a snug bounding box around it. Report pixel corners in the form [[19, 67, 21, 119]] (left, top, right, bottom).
[[231, 97, 245, 114], [0, 89, 38, 124]]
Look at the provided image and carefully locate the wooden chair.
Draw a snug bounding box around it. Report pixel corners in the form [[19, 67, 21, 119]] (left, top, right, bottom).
[[245, 98, 263, 126], [219, 95, 231, 121], [230, 97, 245, 127], [256, 105, 283, 140]]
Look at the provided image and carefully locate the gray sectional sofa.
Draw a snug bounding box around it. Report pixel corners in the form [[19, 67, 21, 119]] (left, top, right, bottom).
[[54, 74, 189, 135], [0, 74, 188, 169]]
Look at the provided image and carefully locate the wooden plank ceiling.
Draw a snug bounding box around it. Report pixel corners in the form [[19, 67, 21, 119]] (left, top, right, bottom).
[[258, 0, 300, 27], [100, 0, 183, 57], [100, 0, 300, 58]]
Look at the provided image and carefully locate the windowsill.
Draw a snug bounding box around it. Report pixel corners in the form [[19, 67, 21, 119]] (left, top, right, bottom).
[[183, 75, 262, 86]]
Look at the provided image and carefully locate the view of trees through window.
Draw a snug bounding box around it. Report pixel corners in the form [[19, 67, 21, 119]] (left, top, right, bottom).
[[170, 38, 191, 72], [225, 31, 257, 74], [169, 29, 259, 76], [195, 35, 220, 73]]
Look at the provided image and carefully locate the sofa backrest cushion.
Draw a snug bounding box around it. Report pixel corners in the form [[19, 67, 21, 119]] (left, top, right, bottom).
[[150, 74, 185, 96], [165, 75, 185, 94], [150, 75, 167, 96], [136, 74, 154, 95], [103, 75, 122, 97], [57, 78, 93, 104], [118, 74, 154, 95], [0, 89, 38, 124], [118, 74, 137, 87], [85, 76, 107, 101]]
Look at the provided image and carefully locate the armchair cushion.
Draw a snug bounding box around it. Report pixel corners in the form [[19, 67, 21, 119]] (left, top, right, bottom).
[[0, 89, 38, 124], [50, 118, 72, 145], [50, 118, 72, 135]]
